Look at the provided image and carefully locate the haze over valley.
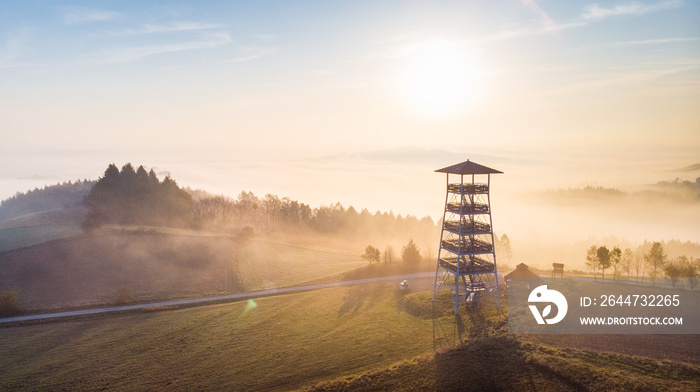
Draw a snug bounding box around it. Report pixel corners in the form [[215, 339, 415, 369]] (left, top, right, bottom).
[[1, 1, 699, 391]]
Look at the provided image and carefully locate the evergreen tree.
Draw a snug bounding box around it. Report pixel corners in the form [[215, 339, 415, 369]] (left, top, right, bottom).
[[136, 165, 150, 192], [148, 168, 159, 186], [83, 163, 193, 228], [402, 239, 422, 266]]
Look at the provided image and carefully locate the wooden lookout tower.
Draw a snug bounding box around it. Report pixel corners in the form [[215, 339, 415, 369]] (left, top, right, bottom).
[[432, 159, 502, 314]]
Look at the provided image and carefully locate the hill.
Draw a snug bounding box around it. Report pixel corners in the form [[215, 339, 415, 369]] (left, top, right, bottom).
[[0, 207, 86, 253], [303, 333, 699, 391], [0, 180, 93, 253], [0, 228, 364, 311], [0, 180, 94, 221], [0, 286, 697, 391], [0, 162, 439, 313], [0, 163, 438, 260]]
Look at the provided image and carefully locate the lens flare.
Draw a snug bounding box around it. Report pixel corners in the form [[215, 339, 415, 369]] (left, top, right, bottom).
[[242, 299, 258, 315]]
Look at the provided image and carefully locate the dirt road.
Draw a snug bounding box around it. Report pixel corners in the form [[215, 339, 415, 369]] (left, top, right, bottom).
[[0, 272, 435, 324]]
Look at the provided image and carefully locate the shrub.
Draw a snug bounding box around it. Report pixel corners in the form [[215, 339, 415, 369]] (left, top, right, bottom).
[[115, 288, 135, 305], [0, 291, 21, 317]]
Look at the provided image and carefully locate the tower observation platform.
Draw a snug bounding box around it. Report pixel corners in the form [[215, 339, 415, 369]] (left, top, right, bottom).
[[432, 159, 502, 314]]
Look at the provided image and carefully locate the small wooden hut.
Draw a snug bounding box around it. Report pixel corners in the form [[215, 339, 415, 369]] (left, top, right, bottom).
[[504, 263, 542, 292]]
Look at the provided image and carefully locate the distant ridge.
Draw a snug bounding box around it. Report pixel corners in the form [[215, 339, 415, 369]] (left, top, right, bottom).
[[0, 180, 94, 221], [672, 163, 700, 172]]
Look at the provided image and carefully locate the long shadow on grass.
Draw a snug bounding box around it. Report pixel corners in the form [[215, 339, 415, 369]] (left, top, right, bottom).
[[337, 286, 367, 317], [432, 306, 466, 352], [337, 284, 388, 317], [434, 335, 591, 391], [432, 307, 588, 392]]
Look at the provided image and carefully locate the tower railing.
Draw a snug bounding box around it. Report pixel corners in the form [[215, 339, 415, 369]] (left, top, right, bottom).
[[439, 255, 494, 274], [443, 220, 491, 235], [432, 160, 502, 314], [445, 202, 489, 215], [440, 237, 493, 255], [447, 183, 489, 194]]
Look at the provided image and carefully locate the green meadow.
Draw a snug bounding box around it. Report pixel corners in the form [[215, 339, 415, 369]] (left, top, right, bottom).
[[0, 284, 439, 391], [2, 285, 698, 391]]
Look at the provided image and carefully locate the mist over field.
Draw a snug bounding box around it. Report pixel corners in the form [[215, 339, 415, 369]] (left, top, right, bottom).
[[2, 157, 698, 278], [1, 1, 699, 391]]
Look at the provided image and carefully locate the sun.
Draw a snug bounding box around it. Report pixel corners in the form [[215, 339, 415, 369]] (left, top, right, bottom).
[[398, 42, 482, 116]]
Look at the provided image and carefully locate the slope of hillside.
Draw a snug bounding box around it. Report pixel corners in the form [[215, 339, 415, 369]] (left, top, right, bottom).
[[0, 180, 93, 221], [302, 334, 700, 392], [0, 284, 438, 391], [1, 286, 697, 391], [0, 207, 86, 252], [0, 229, 364, 310]]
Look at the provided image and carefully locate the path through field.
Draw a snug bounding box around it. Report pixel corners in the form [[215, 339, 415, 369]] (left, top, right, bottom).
[[0, 272, 435, 324]]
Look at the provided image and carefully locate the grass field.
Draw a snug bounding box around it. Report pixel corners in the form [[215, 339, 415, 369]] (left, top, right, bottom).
[[304, 332, 700, 392], [304, 295, 700, 391], [0, 283, 439, 391], [0, 208, 85, 252], [1, 210, 698, 391], [237, 238, 364, 290], [1, 285, 698, 391]]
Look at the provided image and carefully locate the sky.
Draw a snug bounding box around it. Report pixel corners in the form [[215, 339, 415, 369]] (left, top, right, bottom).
[[1, 0, 699, 243]]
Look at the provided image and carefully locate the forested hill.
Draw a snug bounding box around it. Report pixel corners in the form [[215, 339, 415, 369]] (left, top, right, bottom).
[[0, 180, 95, 220], [82, 163, 438, 242], [83, 163, 192, 228], [0, 163, 439, 245]]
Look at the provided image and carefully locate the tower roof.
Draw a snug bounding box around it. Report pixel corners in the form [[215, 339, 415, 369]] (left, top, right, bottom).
[[435, 159, 503, 175]]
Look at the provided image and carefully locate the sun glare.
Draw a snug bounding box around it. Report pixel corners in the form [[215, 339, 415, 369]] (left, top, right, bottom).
[[398, 42, 483, 116]]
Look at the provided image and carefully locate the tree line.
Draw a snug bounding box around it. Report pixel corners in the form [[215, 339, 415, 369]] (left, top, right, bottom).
[[361, 235, 512, 268], [361, 239, 422, 266], [81, 163, 438, 243], [585, 241, 698, 288], [191, 189, 438, 242]]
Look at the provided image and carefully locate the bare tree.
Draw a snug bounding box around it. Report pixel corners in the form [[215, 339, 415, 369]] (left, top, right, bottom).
[[383, 245, 395, 265], [621, 248, 633, 280], [687, 257, 699, 290], [586, 245, 598, 280], [610, 246, 622, 280], [633, 250, 645, 283]]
